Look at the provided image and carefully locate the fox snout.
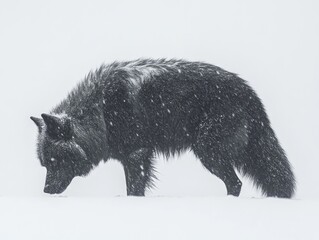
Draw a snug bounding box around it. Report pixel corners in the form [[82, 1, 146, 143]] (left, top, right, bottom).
[[44, 170, 73, 194], [43, 184, 64, 194], [44, 184, 65, 194]]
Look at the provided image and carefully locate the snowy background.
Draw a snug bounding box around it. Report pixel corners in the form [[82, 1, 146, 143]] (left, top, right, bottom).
[[0, 0, 318, 239]]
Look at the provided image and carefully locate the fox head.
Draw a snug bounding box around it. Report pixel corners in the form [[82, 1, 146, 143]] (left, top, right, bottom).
[[31, 113, 95, 194]]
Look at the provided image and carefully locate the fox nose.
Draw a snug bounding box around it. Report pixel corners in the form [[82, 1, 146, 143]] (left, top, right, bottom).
[[44, 184, 59, 194], [44, 184, 65, 194], [44, 184, 52, 194]]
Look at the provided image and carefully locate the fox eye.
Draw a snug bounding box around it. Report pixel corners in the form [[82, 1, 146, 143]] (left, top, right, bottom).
[[50, 157, 58, 167]]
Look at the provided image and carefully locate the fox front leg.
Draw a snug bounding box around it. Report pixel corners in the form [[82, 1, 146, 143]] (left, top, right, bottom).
[[122, 148, 155, 196]]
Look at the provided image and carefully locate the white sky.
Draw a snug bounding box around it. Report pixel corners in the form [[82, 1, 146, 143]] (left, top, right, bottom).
[[0, 0, 318, 198]]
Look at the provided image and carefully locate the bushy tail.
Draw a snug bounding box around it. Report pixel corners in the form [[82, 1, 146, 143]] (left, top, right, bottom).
[[239, 124, 296, 198]]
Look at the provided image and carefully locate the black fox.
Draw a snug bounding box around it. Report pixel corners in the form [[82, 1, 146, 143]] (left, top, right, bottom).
[[31, 59, 295, 198]]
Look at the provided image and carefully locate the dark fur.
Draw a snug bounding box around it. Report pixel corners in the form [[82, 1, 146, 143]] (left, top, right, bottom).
[[31, 59, 296, 197]]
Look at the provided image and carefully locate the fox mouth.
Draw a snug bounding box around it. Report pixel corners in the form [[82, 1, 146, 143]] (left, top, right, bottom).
[[44, 185, 67, 194], [43, 179, 72, 194]]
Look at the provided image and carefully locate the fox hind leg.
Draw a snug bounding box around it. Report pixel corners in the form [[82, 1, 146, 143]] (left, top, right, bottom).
[[192, 116, 246, 196], [194, 150, 242, 196]]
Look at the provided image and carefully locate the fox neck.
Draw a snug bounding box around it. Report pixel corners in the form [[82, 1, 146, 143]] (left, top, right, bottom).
[[73, 107, 109, 166]]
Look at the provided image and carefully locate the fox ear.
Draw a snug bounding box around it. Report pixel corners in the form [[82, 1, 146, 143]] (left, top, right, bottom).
[[41, 113, 72, 139], [30, 116, 44, 133]]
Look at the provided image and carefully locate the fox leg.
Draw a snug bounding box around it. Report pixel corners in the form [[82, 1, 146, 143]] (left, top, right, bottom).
[[192, 116, 245, 196], [195, 153, 242, 196], [122, 148, 156, 196]]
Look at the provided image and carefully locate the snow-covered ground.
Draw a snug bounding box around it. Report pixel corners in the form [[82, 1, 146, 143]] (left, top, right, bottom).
[[0, 196, 317, 240]]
